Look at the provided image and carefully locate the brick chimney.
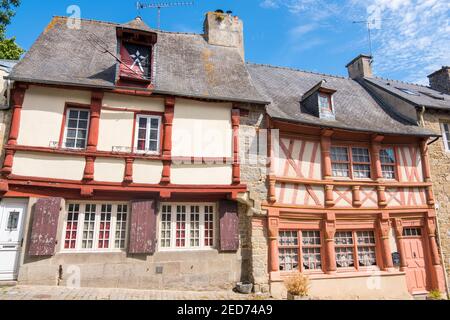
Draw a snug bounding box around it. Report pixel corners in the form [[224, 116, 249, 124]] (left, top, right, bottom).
[[427, 67, 450, 94], [203, 11, 245, 60], [346, 54, 373, 79]]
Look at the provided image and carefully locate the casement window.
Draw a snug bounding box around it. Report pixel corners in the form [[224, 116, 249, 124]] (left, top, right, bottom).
[[134, 115, 161, 154], [63, 109, 90, 149], [331, 146, 350, 177], [335, 231, 377, 269], [62, 203, 129, 252], [318, 93, 332, 112], [380, 148, 397, 179], [441, 122, 450, 152], [159, 204, 216, 250], [330, 146, 371, 179], [278, 230, 322, 272]]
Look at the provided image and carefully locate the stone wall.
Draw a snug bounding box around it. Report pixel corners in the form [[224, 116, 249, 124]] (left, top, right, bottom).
[[422, 110, 450, 287], [236, 103, 270, 292], [19, 198, 250, 290], [0, 108, 11, 163]]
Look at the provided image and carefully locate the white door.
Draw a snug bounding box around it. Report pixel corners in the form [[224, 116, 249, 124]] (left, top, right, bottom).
[[0, 199, 28, 281]]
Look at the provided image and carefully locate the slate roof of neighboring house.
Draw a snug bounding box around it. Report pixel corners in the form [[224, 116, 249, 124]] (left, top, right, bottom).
[[8, 16, 266, 104], [246, 63, 437, 137], [364, 77, 450, 110], [0, 59, 18, 73]]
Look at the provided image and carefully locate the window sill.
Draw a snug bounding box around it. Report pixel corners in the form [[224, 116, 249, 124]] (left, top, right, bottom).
[[157, 248, 217, 253], [58, 249, 126, 254]]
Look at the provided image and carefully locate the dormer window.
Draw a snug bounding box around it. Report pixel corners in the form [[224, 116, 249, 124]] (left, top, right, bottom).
[[301, 80, 336, 120], [120, 43, 151, 80], [116, 27, 157, 87]]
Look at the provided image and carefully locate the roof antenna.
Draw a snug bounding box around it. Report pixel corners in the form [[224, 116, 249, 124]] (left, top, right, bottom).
[[136, 1, 195, 30]]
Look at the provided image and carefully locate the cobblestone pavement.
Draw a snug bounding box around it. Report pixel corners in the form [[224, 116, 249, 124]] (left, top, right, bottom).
[[0, 285, 271, 300]]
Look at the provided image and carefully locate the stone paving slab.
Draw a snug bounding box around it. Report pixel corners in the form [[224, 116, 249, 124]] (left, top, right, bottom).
[[0, 285, 271, 301]]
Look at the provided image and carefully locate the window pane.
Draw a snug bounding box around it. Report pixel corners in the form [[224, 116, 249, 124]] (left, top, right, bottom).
[[160, 205, 172, 248], [302, 231, 321, 246], [443, 123, 450, 150], [336, 247, 354, 268], [190, 206, 200, 247], [331, 147, 349, 162], [79, 111, 89, 120], [335, 231, 353, 245], [302, 248, 322, 270], [176, 205, 186, 247], [353, 164, 371, 178], [279, 231, 298, 246], [356, 231, 375, 245], [150, 118, 159, 129], [115, 205, 128, 249], [380, 148, 395, 164], [402, 228, 421, 237], [358, 247, 377, 267], [352, 148, 370, 163], [204, 206, 214, 247], [139, 117, 147, 128], [332, 163, 349, 177], [382, 165, 395, 179], [318, 94, 330, 110], [82, 204, 96, 249], [98, 205, 112, 249], [65, 204, 79, 249], [279, 248, 299, 271]]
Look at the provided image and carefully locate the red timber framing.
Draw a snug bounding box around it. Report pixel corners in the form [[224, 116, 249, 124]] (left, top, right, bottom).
[[0, 82, 246, 201], [264, 118, 446, 293]]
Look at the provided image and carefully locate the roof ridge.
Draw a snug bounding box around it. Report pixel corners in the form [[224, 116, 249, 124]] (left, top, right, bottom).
[[52, 15, 201, 36], [246, 62, 348, 80], [370, 76, 430, 89]]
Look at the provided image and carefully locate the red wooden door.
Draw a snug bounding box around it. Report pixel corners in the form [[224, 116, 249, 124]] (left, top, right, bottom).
[[403, 234, 427, 293]]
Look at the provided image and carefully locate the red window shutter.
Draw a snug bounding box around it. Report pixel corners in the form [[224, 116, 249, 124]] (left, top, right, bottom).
[[28, 197, 62, 256], [129, 200, 157, 254], [219, 200, 240, 252]]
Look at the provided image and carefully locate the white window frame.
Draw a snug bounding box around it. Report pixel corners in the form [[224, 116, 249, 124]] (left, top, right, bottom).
[[134, 114, 162, 155], [60, 202, 129, 253], [158, 203, 217, 252], [62, 108, 90, 150], [441, 122, 450, 153]]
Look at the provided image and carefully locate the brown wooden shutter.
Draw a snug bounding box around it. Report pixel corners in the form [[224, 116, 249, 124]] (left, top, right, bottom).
[[28, 197, 62, 256], [219, 200, 240, 252], [129, 200, 157, 254]]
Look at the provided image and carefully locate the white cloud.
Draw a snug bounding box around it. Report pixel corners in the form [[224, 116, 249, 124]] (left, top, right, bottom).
[[260, 0, 450, 84]]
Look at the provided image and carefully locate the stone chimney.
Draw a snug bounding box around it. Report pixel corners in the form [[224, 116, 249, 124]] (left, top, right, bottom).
[[427, 67, 450, 94], [203, 11, 245, 60], [346, 54, 373, 79]]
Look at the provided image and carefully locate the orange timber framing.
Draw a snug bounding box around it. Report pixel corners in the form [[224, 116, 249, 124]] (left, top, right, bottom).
[[264, 118, 446, 294], [0, 82, 246, 201]]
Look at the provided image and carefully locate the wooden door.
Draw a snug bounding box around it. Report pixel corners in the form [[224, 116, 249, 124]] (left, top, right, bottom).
[[403, 228, 428, 293]]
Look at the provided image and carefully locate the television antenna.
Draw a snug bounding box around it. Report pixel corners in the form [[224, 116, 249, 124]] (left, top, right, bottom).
[[136, 1, 195, 30]]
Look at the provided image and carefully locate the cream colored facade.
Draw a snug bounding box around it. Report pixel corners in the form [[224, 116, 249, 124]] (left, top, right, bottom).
[[11, 86, 235, 186]]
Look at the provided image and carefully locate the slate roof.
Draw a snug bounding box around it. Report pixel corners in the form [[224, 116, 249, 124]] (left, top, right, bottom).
[[246, 63, 437, 137], [8, 16, 266, 104], [363, 77, 450, 110]]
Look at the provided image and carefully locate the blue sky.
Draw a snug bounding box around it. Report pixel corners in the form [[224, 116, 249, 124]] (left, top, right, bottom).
[[6, 0, 450, 84]]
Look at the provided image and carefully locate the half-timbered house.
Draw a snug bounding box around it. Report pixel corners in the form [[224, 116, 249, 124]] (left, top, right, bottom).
[[0, 13, 267, 290], [247, 56, 447, 299]]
